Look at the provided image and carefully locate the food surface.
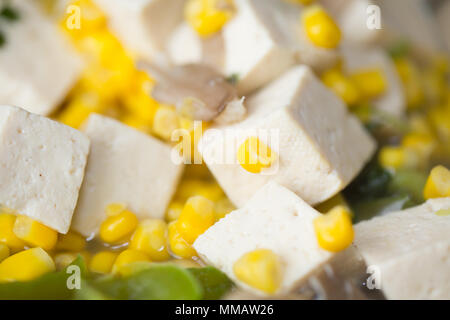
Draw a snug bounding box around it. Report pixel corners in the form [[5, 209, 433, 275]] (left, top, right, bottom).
[[0, 0, 449, 301]]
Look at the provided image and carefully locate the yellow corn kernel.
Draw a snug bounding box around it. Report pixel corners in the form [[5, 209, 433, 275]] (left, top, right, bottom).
[[0, 248, 55, 283], [237, 137, 277, 174], [61, 0, 106, 39], [122, 91, 158, 123], [166, 202, 184, 222], [168, 222, 198, 259], [105, 203, 127, 217], [58, 92, 106, 129], [423, 165, 450, 200], [314, 206, 354, 252], [13, 216, 58, 251], [0, 244, 9, 263], [55, 230, 86, 252], [350, 68, 387, 100], [177, 196, 215, 244], [130, 219, 170, 261], [233, 249, 283, 294], [185, 0, 235, 37], [321, 69, 361, 106], [99, 209, 139, 244], [54, 252, 78, 271], [378, 146, 420, 170], [152, 105, 180, 141], [214, 198, 235, 221], [287, 0, 316, 4], [112, 249, 150, 274], [121, 115, 152, 133], [395, 58, 425, 109], [0, 213, 26, 252], [302, 5, 341, 49], [402, 133, 436, 161], [89, 251, 118, 274]]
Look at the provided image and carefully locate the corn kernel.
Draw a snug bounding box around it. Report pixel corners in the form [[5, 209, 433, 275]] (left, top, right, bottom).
[[185, 0, 235, 37], [233, 249, 283, 294], [237, 137, 277, 174], [378, 146, 420, 170], [395, 58, 425, 109], [99, 209, 139, 244], [0, 213, 26, 252], [302, 5, 341, 49], [89, 251, 118, 274], [288, 0, 316, 4], [13, 216, 58, 251], [314, 206, 354, 252], [152, 105, 180, 141], [168, 222, 197, 259], [166, 202, 184, 222], [0, 248, 55, 282], [58, 92, 106, 129], [0, 244, 9, 263], [423, 165, 450, 199], [130, 219, 170, 261], [402, 133, 436, 163], [122, 91, 158, 123], [350, 68, 387, 100], [54, 252, 78, 271], [321, 69, 361, 105], [121, 115, 152, 133], [105, 203, 127, 217], [55, 230, 86, 252], [177, 196, 215, 244], [112, 249, 150, 274], [61, 0, 106, 39]]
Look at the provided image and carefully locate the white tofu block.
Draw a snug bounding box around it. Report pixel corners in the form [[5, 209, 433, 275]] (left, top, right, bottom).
[[354, 198, 450, 299], [94, 0, 185, 61], [341, 47, 406, 116], [222, 0, 298, 95], [72, 114, 184, 236], [0, 0, 83, 116], [199, 66, 376, 207], [194, 182, 334, 295], [167, 23, 203, 66], [166, 22, 225, 70], [0, 105, 90, 234]]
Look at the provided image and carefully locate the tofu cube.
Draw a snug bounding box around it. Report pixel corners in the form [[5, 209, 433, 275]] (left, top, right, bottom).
[[0, 105, 90, 234], [341, 46, 406, 116], [0, 0, 83, 116], [194, 182, 334, 295], [222, 0, 296, 94], [354, 198, 450, 299], [72, 114, 184, 236], [199, 66, 376, 207], [94, 0, 185, 61]]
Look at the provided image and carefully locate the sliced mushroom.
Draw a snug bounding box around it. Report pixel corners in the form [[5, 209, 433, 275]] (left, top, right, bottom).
[[137, 61, 238, 121]]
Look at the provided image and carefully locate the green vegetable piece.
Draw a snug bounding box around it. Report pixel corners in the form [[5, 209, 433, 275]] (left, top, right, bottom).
[[0, 5, 20, 22], [0, 30, 5, 47], [0, 255, 87, 300], [351, 194, 412, 223], [91, 264, 203, 300], [388, 169, 427, 203], [188, 266, 234, 300], [388, 39, 410, 60], [344, 160, 392, 202], [226, 73, 240, 85]]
